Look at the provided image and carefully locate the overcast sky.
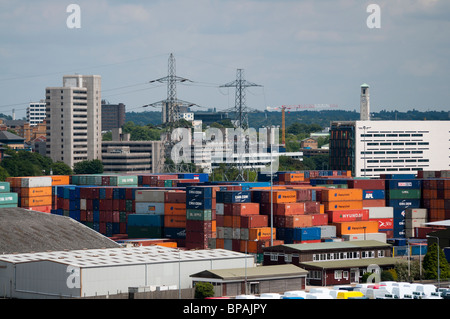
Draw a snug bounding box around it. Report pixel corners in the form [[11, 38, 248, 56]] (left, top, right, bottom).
[[0, 0, 449, 119]]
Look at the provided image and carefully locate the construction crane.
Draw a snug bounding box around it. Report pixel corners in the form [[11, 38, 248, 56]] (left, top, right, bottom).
[[266, 104, 339, 145]]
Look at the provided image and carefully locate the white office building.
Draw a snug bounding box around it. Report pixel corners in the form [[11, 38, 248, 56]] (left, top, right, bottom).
[[26, 101, 46, 126], [330, 120, 450, 177]]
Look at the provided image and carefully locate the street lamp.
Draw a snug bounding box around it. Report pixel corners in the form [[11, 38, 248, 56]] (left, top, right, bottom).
[[426, 235, 440, 288]]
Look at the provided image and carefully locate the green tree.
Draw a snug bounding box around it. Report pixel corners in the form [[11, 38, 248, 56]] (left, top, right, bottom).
[[73, 159, 103, 174], [52, 162, 73, 175], [423, 243, 450, 280], [194, 282, 215, 299]]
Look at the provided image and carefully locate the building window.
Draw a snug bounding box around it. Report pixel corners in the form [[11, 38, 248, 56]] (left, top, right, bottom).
[[335, 270, 343, 280], [378, 250, 385, 257], [284, 254, 292, 262], [270, 253, 278, 262]]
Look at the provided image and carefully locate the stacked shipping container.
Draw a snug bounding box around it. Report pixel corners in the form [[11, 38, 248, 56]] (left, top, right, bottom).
[[8, 176, 55, 213], [0, 181, 18, 208]]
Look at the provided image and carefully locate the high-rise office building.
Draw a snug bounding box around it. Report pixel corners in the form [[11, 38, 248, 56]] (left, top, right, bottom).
[[101, 100, 125, 131], [45, 75, 102, 168]]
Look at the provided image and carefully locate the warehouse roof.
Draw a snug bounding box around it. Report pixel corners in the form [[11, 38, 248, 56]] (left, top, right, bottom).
[[0, 207, 120, 254], [299, 257, 406, 270], [263, 240, 391, 253], [0, 246, 250, 268], [190, 264, 308, 281]]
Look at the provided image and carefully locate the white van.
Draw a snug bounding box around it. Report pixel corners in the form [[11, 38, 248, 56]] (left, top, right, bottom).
[[416, 284, 437, 298], [305, 293, 334, 299], [259, 293, 282, 299], [392, 285, 414, 299]]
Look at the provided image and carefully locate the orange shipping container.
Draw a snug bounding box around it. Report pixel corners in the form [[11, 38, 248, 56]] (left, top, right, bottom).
[[362, 199, 385, 207], [262, 190, 297, 203], [164, 215, 186, 228], [248, 227, 275, 240], [324, 200, 363, 211], [51, 175, 70, 185], [230, 203, 260, 216], [164, 203, 186, 215], [284, 215, 313, 228], [275, 203, 305, 215], [21, 196, 52, 207], [21, 187, 53, 197], [333, 221, 379, 236], [322, 189, 363, 202]]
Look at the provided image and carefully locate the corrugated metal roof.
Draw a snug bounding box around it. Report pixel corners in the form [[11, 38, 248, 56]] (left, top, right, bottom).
[[190, 264, 308, 281], [0, 246, 249, 268], [270, 240, 391, 252], [0, 207, 120, 254], [299, 257, 405, 269]]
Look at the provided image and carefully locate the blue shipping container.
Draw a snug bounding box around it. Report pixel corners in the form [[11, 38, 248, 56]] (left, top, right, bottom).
[[387, 179, 421, 189], [387, 199, 421, 209], [128, 214, 164, 227], [164, 227, 186, 239], [186, 186, 213, 198], [186, 197, 213, 210], [216, 190, 251, 203], [363, 189, 385, 200], [382, 174, 416, 180]]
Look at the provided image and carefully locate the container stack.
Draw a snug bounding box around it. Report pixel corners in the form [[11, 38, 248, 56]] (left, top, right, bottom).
[[421, 178, 450, 223], [322, 188, 383, 242], [163, 190, 187, 245], [128, 189, 165, 238], [404, 208, 427, 238], [348, 179, 386, 208], [8, 176, 53, 213], [0, 181, 18, 208], [185, 186, 218, 249], [383, 175, 422, 238]]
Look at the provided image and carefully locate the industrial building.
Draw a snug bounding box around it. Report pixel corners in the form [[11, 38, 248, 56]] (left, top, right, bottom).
[[0, 245, 254, 299], [0, 207, 254, 299], [102, 128, 164, 173], [329, 120, 450, 177], [261, 240, 404, 286]]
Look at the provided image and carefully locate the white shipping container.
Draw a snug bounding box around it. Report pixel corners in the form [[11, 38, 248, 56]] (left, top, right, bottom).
[[319, 225, 336, 238], [216, 227, 225, 239], [405, 218, 426, 229], [135, 190, 166, 202], [216, 203, 224, 215], [365, 207, 393, 219], [232, 228, 241, 240], [405, 208, 427, 219], [20, 176, 52, 188], [342, 232, 387, 243], [80, 198, 86, 210], [135, 202, 165, 215], [223, 227, 233, 240], [240, 228, 249, 240]]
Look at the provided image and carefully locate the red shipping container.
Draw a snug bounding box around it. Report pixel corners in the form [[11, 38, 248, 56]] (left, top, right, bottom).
[[274, 203, 305, 216], [295, 188, 313, 201], [304, 201, 321, 214], [372, 218, 394, 230], [240, 215, 268, 228], [164, 191, 186, 203], [327, 209, 369, 223], [347, 179, 385, 190], [99, 222, 106, 234], [119, 222, 127, 234], [113, 199, 120, 211], [100, 199, 113, 210], [186, 220, 213, 233], [80, 210, 86, 221], [86, 210, 93, 222], [310, 213, 328, 226], [112, 211, 120, 223]]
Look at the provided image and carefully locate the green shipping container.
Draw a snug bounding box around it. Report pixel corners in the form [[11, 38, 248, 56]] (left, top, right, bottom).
[[0, 203, 18, 208], [127, 226, 163, 238], [125, 200, 134, 212], [0, 193, 18, 204], [109, 175, 138, 186], [119, 211, 127, 223], [0, 182, 10, 193], [186, 209, 212, 221], [388, 189, 421, 199]]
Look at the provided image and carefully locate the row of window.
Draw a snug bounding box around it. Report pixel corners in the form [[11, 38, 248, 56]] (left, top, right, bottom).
[[366, 159, 429, 163], [361, 150, 424, 155], [361, 133, 424, 137], [312, 250, 384, 261], [366, 142, 429, 146]]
